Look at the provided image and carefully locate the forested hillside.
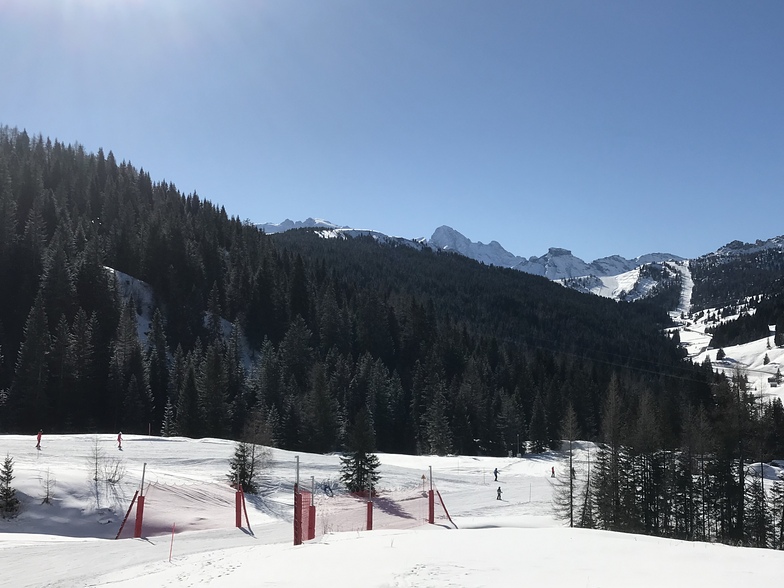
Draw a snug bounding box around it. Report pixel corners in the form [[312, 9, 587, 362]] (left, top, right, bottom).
[[690, 245, 784, 348], [0, 126, 707, 452], [2, 127, 784, 547]]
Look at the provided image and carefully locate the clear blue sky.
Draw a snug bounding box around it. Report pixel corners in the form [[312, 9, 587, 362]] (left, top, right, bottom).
[[1, 0, 781, 261]]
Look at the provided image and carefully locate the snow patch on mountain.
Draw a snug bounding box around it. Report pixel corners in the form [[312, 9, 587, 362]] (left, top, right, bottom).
[[257, 218, 347, 234], [316, 227, 428, 249]]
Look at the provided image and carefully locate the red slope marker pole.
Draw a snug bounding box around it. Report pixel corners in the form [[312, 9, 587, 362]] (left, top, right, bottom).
[[241, 487, 253, 535], [115, 490, 138, 540]]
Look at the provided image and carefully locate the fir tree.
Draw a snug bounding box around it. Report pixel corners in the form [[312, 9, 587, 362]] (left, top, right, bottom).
[[769, 474, 784, 550], [227, 442, 260, 493], [528, 390, 548, 454], [339, 407, 380, 493], [424, 386, 453, 456], [0, 454, 20, 518], [552, 403, 580, 527], [8, 293, 51, 430], [161, 399, 175, 437]]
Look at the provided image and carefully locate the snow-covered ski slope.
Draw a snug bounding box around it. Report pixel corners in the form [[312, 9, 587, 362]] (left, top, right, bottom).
[[1, 434, 782, 587], [665, 262, 783, 405]]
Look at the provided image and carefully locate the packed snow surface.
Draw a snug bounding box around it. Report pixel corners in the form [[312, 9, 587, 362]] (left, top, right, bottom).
[[1, 435, 782, 587]]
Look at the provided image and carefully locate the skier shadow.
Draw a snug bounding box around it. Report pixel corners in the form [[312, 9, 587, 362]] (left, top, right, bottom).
[[372, 496, 416, 520]]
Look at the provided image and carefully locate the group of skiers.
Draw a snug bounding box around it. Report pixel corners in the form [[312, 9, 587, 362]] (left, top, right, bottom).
[[35, 430, 123, 450], [493, 465, 559, 501]]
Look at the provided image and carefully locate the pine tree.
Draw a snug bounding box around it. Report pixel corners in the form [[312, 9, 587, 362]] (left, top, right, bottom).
[[424, 385, 453, 456], [528, 390, 548, 454], [225, 319, 247, 437], [303, 363, 339, 453], [227, 442, 261, 493], [339, 407, 380, 493], [0, 454, 20, 518], [198, 342, 230, 438], [161, 399, 175, 437], [8, 293, 51, 430], [146, 308, 169, 429], [745, 470, 770, 547], [68, 309, 96, 429], [552, 403, 580, 527], [593, 375, 626, 530], [176, 350, 202, 437], [769, 474, 784, 550]]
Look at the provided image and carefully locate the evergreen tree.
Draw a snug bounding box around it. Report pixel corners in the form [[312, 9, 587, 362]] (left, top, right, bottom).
[[8, 293, 51, 430], [769, 474, 784, 550], [528, 390, 548, 454], [745, 469, 770, 547], [553, 403, 580, 527], [424, 386, 453, 456], [339, 407, 380, 493], [593, 375, 627, 530], [303, 363, 339, 453], [0, 454, 20, 518], [161, 399, 175, 437], [227, 442, 260, 493], [109, 299, 153, 432], [68, 309, 96, 429], [198, 342, 230, 438], [176, 348, 202, 437], [47, 314, 73, 429], [146, 308, 169, 429], [225, 320, 247, 436]]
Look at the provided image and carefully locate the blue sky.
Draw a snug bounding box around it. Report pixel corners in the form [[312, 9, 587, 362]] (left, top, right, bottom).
[[1, 0, 781, 261]]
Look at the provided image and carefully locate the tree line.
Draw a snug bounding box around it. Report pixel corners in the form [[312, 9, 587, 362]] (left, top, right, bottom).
[[555, 371, 784, 548]]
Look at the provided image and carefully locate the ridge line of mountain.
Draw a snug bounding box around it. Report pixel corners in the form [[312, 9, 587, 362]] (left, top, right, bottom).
[[257, 218, 784, 283]]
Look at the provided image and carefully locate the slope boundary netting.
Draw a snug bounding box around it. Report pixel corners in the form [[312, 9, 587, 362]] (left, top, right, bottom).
[[302, 481, 455, 539], [116, 479, 237, 539]]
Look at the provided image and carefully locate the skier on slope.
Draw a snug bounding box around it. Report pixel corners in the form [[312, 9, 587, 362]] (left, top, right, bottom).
[[494, 467, 498, 482], [36, 429, 42, 450], [496, 486, 502, 500], [117, 432, 122, 450]]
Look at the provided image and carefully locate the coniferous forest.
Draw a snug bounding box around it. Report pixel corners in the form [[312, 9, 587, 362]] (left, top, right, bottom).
[[1, 127, 783, 547]]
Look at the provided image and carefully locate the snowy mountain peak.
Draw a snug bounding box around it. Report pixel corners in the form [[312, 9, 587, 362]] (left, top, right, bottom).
[[429, 225, 521, 267], [257, 218, 346, 234], [713, 235, 784, 258], [257, 219, 685, 298], [547, 247, 572, 257]]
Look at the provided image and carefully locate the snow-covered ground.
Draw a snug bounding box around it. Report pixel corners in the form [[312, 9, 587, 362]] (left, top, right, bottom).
[[1, 434, 783, 587], [666, 264, 783, 405]]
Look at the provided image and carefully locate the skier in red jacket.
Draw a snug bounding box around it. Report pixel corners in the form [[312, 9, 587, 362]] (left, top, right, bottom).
[[36, 429, 42, 449], [117, 432, 123, 450]]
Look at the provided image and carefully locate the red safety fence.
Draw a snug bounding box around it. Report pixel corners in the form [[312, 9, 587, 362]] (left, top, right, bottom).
[[309, 486, 446, 538], [294, 488, 316, 545], [116, 481, 237, 539]]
